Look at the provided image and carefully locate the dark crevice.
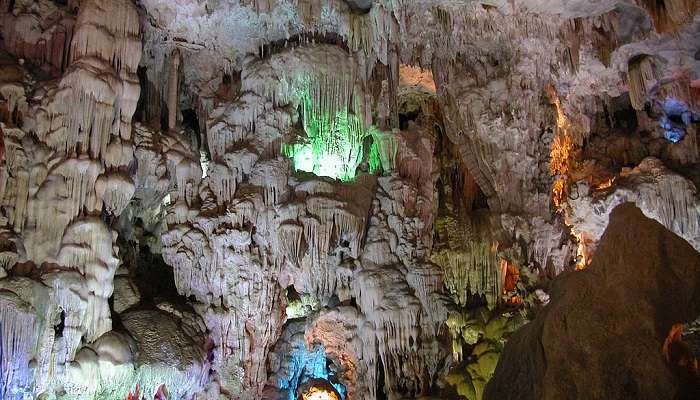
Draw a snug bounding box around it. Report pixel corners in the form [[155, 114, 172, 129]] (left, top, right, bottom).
[[131, 243, 181, 306], [399, 111, 419, 130], [181, 108, 203, 154], [134, 65, 148, 123], [377, 357, 388, 400], [160, 97, 170, 132], [54, 310, 66, 337], [259, 32, 350, 60], [181, 108, 200, 135], [286, 285, 301, 303], [115, 221, 187, 312], [608, 93, 638, 132]]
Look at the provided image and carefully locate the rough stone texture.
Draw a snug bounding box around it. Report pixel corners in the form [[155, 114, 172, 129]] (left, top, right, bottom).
[[567, 157, 700, 255], [0, 0, 699, 399], [112, 273, 140, 314], [121, 310, 208, 382], [485, 203, 700, 400]]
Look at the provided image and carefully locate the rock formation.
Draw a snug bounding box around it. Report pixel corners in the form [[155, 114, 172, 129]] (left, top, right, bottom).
[[485, 203, 700, 400], [0, 0, 698, 399]]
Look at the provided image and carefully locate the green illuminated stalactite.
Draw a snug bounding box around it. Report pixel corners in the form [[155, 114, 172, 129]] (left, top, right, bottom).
[[368, 140, 382, 174], [283, 77, 384, 181]]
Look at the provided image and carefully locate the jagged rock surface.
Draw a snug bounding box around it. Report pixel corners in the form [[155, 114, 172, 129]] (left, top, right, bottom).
[[0, 0, 699, 399], [485, 203, 700, 400]]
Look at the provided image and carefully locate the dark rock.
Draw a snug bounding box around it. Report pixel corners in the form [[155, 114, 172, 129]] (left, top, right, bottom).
[[485, 203, 700, 400], [342, 0, 372, 14]]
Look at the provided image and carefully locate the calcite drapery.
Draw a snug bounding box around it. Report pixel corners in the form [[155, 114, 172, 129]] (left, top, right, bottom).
[[0, 0, 150, 397], [1, 1, 699, 399]]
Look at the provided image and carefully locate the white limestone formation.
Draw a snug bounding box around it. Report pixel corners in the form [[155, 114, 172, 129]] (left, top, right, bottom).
[[568, 157, 700, 254], [1, 1, 699, 400]]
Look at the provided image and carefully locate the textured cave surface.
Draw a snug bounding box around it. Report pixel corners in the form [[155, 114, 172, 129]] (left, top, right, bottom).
[[0, 1, 699, 400], [485, 203, 700, 400]]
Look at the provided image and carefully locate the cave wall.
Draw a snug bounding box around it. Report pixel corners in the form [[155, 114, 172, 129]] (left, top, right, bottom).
[[485, 203, 700, 400], [0, 1, 698, 399]]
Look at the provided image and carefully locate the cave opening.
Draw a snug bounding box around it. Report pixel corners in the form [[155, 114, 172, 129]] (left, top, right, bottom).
[[114, 218, 185, 310], [131, 243, 181, 306], [607, 93, 638, 132], [399, 110, 420, 130], [181, 108, 200, 136]]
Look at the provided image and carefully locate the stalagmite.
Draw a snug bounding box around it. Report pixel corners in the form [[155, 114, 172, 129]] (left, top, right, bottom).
[[57, 217, 121, 341]]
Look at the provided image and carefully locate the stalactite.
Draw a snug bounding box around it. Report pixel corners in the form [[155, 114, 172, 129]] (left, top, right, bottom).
[[70, 0, 141, 74], [628, 55, 658, 111], [370, 130, 397, 172], [241, 44, 380, 182], [0, 4, 75, 77], [208, 162, 237, 205], [58, 158, 104, 219], [352, 264, 426, 395], [297, 0, 324, 26], [57, 0, 141, 158], [249, 160, 289, 206], [12, 169, 29, 234], [635, 0, 699, 33], [44, 272, 89, 364], [95, 172, 136, 216], [432, 240, 501, 307], [278, 223, 305, 265], [0, 292, 35, 398], [591, 14, 617, 67], [302, 215, 332, 266], [559, 18, 582, 74]]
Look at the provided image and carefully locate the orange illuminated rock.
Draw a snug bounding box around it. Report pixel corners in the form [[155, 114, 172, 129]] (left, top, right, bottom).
[[302, 386, 341, 400]]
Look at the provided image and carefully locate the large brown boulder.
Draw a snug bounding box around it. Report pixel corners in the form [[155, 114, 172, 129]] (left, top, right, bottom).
[[485, 203, 700, 400]]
